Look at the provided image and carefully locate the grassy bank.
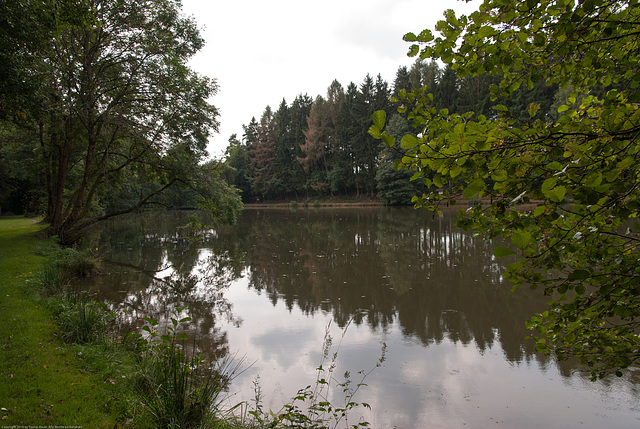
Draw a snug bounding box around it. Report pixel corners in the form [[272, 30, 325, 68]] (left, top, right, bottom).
[[0, 217, 123, 426], [0, 217, 379, 428]]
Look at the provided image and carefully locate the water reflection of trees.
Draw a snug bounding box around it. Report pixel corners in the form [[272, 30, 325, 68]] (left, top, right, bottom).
[[233, 208, 552, 365], [81, 212, 246, 360], [86, 209, 565, 369]]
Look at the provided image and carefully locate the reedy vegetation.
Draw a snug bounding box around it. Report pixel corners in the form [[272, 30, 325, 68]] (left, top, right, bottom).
[[245, 320, 386, 429]]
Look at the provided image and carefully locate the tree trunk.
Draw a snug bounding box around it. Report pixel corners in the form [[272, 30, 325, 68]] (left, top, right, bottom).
[[48, 116, 72, 238], [39, 121, 54, 223], [65, 33, 97, 231]]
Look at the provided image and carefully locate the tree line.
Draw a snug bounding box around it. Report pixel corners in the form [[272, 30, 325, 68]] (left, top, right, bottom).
[[223, 59, 561, 204]]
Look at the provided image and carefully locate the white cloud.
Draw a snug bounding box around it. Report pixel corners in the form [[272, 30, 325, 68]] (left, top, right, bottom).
[[180, 0, 482, 158]]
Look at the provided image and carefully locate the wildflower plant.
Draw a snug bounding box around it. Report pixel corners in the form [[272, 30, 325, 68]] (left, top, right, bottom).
[[248, 316, 386, 429]]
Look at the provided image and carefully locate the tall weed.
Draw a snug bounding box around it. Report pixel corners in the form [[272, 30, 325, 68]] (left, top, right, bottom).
[[247, 317, 386, 429], [129, 308, 243, 429], [37, 263, 66, 296], [53, 297, 111, 344], [32, 245, 111, 344], [34, 246, 100, 296]]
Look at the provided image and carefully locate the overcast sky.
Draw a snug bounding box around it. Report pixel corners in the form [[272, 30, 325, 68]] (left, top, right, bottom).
[[180, 0, 481, 158]]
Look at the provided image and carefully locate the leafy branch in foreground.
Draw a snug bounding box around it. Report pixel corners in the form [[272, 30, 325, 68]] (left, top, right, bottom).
[[371, 0, 640, 379]]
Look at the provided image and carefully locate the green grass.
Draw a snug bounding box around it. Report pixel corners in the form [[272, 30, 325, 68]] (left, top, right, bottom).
[[0, 217, 378, 428], [0, 217, 122, 427]]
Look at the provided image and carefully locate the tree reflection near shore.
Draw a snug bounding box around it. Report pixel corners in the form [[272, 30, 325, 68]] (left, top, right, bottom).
[[80, 208, 640, 429]]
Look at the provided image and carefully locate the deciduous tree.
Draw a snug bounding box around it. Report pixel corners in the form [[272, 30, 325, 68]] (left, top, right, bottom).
[[2, 0, 241, 244], [224, 134, 252, 200], [371, 0, 640, 378]]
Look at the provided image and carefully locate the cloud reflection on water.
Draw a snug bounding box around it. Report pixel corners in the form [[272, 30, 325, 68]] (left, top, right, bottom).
[[82, 208, 640, 428]]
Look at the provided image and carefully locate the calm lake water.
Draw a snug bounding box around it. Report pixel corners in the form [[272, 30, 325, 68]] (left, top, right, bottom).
[[82, 207, 640, 428]]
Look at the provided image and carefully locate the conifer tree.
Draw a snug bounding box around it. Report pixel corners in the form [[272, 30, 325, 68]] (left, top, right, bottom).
[[250, 106, 276, 200]]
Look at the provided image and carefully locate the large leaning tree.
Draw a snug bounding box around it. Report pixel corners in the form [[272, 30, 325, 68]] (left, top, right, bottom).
[[0, 0, 241, 244], [370, 0, 640, 379]]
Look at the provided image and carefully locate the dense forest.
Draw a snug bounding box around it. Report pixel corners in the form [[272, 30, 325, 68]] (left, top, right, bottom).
[[222, 59, 561, 204]]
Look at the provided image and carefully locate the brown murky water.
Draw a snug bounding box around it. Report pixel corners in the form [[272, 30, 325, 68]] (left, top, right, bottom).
[[81, 207, 640, 428]]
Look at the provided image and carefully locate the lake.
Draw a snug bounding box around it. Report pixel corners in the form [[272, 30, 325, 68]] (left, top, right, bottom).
[[81, 207, 640, 428]]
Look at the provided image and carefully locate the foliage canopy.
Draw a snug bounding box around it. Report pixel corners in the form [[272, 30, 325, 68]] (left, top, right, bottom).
[[370, 0, 640, 379], [0, 0, 241, 243]]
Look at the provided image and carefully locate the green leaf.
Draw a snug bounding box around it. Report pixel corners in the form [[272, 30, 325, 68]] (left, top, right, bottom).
[[533, 205, 546, 216], [528, 102, 541, 117], [417, 29, 434, 42], [400, 134, 419, 149], [494, 246, 516, 257], [547, 186, 566, 203], [462, 179, 486, 199], [368, 125, 381, 139], [541, 177, 557, 195], [372, 110, 386, 129], [476, 139, 490, 151], [491, 169, 508, 182], [410, 172, 422, 181], [381, 133, 395, 148], [617, 156, 634, 169], [547, 161, 562, 171], [478, 26, 494, 39], [510, 230, 532, 249], [403, 32, 418, 42]]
